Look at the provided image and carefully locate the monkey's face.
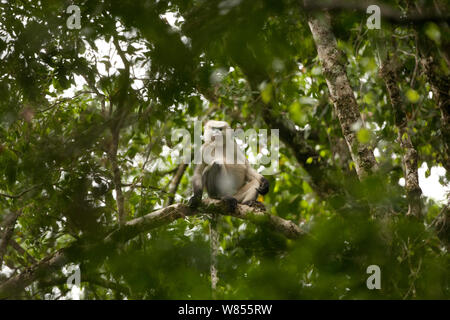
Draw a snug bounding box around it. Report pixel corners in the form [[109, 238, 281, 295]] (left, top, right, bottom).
[[204, 120, 231, 145]]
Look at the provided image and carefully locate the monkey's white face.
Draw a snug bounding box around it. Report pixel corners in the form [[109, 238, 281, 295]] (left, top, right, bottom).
[[204, 120, 231, 145]]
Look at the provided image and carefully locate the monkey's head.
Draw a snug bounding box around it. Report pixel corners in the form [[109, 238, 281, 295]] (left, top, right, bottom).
[[204, 120, 231, 145]]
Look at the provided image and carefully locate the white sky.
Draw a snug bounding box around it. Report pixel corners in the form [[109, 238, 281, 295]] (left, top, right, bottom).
[[417, 163, 449, 203]]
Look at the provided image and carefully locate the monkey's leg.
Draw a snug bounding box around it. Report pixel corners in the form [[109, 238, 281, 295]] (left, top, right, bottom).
[[234, 180, 260, 203]]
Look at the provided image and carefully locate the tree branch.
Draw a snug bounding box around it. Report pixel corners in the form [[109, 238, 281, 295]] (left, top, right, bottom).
[[308, 12, 378, 179], [9, 239, 37, 265], [0, 185, 41, 199], [0, 211, 21, 269], [419, 54, 450, 174], [107, 35, 131, 226], [165, 164, 188, 206], [380, 56, 423, 218], [112, 35, 131, 73], [0, 250, 68, 299], [107, 129, 126, 226]]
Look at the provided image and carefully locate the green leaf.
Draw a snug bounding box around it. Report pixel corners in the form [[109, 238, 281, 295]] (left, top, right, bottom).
[[363, 92, 375, 105], [406, 89, 420, 103], [261, 84, 272, 103], [302, 180, 312, 193], [288, 101, 306, 124], [357, 128, 370, 143], [401, 132, 408, 142], [425, 23, 441, 43]]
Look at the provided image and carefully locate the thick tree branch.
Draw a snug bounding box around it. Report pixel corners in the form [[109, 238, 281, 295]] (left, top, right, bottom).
[[110, 200, 305, 243], [0, 250, 68, 299], [380, 56, 422, 218], [308, 12, 378, 179], [419, 56, 450, 174]]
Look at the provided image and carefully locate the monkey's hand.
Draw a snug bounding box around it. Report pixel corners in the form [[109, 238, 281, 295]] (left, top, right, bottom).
[[257, 177, 269, 195], [188, 195, 202, 209], [221, 196, 238, 212]]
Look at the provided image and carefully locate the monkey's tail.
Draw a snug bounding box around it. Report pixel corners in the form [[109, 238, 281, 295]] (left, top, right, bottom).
[[209, 213, 219, 299]]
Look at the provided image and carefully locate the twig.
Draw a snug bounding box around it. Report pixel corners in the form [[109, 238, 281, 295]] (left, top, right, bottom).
[[0, 211, 21, 268], [165, 164, 188, 206], [0, 185, 42, 199]]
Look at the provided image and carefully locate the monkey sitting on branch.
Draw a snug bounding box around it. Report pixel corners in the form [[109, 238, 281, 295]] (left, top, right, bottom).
[[188, 120, 269, 212]]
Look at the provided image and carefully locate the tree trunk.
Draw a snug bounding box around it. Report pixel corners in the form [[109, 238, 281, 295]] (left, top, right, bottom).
[[380, 57, 423, 218], [308, 12, 378, 179]]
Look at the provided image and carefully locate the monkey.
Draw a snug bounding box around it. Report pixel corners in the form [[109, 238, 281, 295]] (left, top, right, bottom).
[[187, 120, 269, 297], [188, 120, 269, 212]]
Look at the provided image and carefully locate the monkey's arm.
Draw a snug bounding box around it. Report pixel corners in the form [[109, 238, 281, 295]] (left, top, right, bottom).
[[188, 162, 206, 208], [246, 166, 269, 195]]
